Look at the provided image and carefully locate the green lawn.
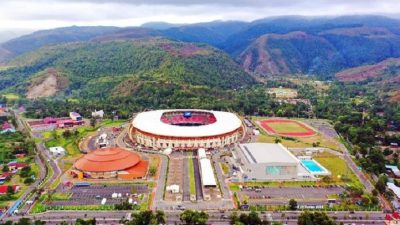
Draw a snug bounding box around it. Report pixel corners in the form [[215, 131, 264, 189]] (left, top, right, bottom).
[[264, 121, 309, 133], [188, 154, 196, 196], [314, 153, 362, 187], [220, 162, 230, 175], [2, 93, 20, 100], [100, 119, 126, 127], [44, 126, 97, 158]]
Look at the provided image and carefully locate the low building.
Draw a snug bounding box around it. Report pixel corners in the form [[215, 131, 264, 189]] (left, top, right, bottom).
[[166, 184, 180, 193], [7, 162, 28, 171], [49, 146, 66, 156], [386, 165, 400, 177], [69, 112, 82, 121], [0, 122, 15, 134], [387, 182, 400, 200], [0, 185, 19, 194], [238, 143, 316, 181], [92, 110, 104, 118], [199, 158, 217, 187]]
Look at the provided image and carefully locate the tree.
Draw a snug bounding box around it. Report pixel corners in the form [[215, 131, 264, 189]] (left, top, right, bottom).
[[180, 210, 209, 225], [148, 165, 157, 177], [34, 220, 46, 225], [15, 218, 32, 225], [6, 185, 15, 196], [2, 165, 9, 172], [155, 210, 166, 224], [375, 175, 388, 193], [298, 211, 337, 225], [24, 177, 35, 184], [230, 211, 262, 225], [62, 130, 72, 138], [288, 199, 298, 210], [20, 166, 32, 178], [90, 117, 97, 128]]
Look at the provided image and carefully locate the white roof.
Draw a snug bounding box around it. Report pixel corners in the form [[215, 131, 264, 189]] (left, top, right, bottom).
[[388, 182, 400, 199], [200, 158, 217, 186], [198, 148, 206, 159], [49, 146, 65, 153], [240, 143, 299, 165], [132, 109, 242, 138], [387, 165, 400, 176]]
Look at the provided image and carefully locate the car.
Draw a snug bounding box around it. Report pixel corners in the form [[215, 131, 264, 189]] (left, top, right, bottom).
[[177, 205, 185, 210]]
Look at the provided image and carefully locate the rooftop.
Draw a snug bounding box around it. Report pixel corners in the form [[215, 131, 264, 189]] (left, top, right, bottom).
[[74, 147, 142, 172], [132, 109, 242, 138], [240, 143, 299, 164]]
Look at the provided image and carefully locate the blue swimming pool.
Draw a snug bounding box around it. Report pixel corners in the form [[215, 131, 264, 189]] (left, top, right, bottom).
[[301, 159, 325, 173]]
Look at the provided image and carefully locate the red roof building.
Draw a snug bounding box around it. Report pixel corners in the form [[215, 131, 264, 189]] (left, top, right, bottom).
[[8, 162, 28, 170], [0, 185, 19, 194], [1, 122, 11, 130]]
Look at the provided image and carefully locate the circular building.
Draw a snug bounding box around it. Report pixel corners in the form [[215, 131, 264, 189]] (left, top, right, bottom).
[[129, 110, 243, 150], [73, 147, 148, 179]]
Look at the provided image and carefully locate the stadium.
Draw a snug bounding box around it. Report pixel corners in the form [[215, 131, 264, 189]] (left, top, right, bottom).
[[129, 109, 243, 150], [72, 147, 148, 180]]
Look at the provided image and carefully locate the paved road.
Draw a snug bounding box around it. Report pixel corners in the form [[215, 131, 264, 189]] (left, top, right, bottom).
[[212, 150, 233, 200], [5, 210, 386, 225], [182, 153, 190, 201], [192, 153, 204, 201]]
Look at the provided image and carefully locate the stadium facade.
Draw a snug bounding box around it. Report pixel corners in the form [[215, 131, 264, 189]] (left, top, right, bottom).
[[129, 110, 243, 150]]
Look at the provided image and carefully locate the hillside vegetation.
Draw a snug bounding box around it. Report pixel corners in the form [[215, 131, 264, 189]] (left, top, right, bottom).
[[0, 38, 254, 101]]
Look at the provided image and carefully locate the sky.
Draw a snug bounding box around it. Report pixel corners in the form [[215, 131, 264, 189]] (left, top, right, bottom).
[[0, 0, 400, 41]]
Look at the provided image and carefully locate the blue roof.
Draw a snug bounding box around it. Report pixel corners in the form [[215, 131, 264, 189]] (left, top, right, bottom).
[[8, 199, 22, 215]]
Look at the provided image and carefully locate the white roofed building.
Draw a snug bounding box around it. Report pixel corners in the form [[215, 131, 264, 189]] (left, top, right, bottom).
[[49, 146, 66, 156], [199, 158, 217, 187], [238, 143, 313, 181]]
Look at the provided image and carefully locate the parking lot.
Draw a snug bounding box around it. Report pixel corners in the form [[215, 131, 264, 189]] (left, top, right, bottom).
[[46, 184, 149, 206]]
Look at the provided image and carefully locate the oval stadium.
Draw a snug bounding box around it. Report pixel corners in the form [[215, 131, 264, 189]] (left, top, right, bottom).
[[129, 110, 244, 150]]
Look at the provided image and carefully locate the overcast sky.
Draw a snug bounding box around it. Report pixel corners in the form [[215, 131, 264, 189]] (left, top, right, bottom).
[[0, 0, 400, 41]]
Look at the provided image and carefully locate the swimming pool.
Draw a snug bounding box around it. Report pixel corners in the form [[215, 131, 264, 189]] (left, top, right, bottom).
[[300, 159, 331, 175]]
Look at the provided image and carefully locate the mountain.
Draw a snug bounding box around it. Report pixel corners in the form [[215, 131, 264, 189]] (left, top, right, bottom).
[[336, 58, 400, 102], [0, 38, 255, 101], [2, 15, 400, 79], [161, 21, 248, 46], [0, 26, 120, 63], [229, 16, 400, 78], [141, 22, 183, 30]]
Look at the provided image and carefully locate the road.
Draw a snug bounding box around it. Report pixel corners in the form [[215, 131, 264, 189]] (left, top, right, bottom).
[[5, 210, 386, 224], [4, 111, 62, 216]]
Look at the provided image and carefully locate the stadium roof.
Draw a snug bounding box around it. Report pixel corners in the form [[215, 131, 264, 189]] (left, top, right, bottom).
[[74, 147, 142, 172], [132, 109, 242, 138], [240, 143, 299, 165]]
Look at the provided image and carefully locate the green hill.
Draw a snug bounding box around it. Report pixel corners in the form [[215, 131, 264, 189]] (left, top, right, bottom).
[[0, 38, 255, 102]]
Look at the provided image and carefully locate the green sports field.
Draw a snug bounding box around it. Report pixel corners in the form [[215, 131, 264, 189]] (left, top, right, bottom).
[[265, 122, 310, 133]]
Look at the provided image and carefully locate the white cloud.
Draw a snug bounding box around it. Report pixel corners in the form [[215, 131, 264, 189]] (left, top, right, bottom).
[[0, 0, 399, 31]]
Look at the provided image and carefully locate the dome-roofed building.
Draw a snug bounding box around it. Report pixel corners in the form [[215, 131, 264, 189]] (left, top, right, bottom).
[[72, 147, 148, 180]]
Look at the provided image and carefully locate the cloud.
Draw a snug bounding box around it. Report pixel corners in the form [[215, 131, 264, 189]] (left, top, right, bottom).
[[0, 0, 399, 32]]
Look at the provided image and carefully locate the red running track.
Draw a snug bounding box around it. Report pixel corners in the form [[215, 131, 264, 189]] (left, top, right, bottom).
[[259, 118, 316, 138]]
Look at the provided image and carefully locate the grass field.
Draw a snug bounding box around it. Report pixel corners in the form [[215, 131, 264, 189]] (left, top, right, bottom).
[[2, 93, 19, 100], [314, 152, 362, 187], [267, 88, 298, 99], [188, 154, 196, 196], [265, 122, 309, 133]]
